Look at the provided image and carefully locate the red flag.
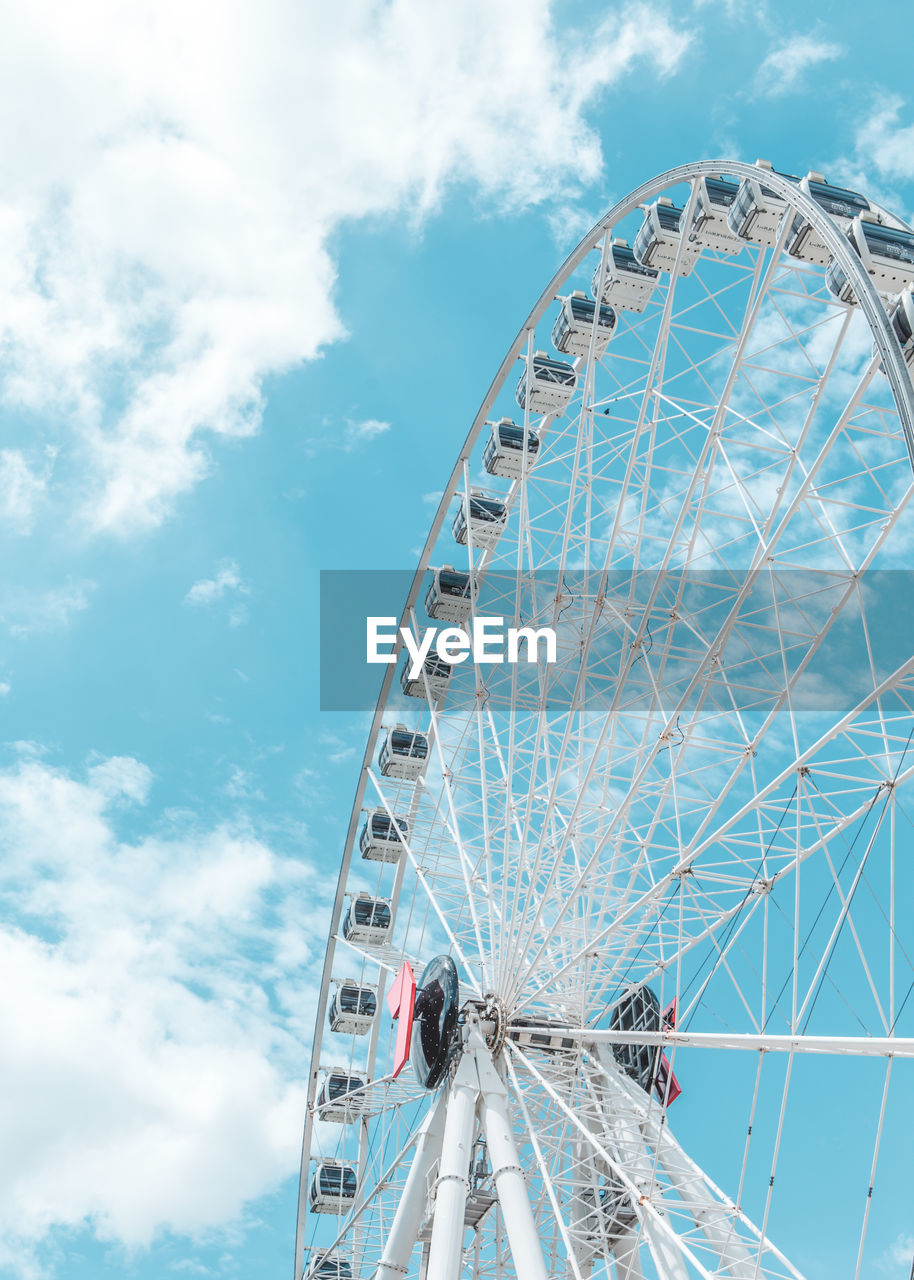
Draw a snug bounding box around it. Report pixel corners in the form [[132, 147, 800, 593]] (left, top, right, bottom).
[[387, 961, 416, 1079]]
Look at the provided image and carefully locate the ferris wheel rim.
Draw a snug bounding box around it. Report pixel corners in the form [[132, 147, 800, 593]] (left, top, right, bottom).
[[295, 157, 914, 1280]]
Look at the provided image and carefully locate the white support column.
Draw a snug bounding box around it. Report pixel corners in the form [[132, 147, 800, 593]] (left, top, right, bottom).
[[611, 1230, 647, 1280], [377, 1091, 448, 1280], [474, 1033, 550, 1280], [640, 1215, 691, 1280], [425, 1050, 479, 1280]]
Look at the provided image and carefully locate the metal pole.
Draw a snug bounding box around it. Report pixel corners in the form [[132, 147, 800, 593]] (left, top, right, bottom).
[[376, 1091, 448, 1280], [474, 1033, 550, 1280], [425, 1050, 479, 1280]]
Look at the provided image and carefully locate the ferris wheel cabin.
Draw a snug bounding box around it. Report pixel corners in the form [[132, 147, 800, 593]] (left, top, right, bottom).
[[889, 286, 914, 368], [342, 894, 392, 946], [315, 1070, 366, 1124], [609, 986, 661, 1093], [378, 724, 429, 779], [687, 175, 743, 255], [633, 197, 699, 276], [304, 1251, 352, 1280], [785, 171, 872, 265], [308, 1161, 358, 1215], [359, 808, 408, 862], [400, 653, 453, 699], [482, 418, 540, 479], [727, 159, 797, 248], [826, 214, 914, 304], [328, 981, 377, 1035], [425, 565, 473, 622], [452, 491, 508, 547], [551, 291, 616, 357], [515, 351, 577, 414], [591, 238, 659, 313]]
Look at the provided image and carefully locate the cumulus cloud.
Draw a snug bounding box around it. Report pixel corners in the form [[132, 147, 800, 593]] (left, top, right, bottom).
[[0, 0, 691, 535], [0, 753, 326, 1265], [756, 32, 843, 97]]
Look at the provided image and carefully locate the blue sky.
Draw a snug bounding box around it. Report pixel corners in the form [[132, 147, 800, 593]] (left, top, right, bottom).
[[2, 1, 914, 1277]]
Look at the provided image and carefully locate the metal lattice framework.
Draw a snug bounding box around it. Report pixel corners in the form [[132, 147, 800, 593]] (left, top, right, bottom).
[[295, 160, 914, 1280]]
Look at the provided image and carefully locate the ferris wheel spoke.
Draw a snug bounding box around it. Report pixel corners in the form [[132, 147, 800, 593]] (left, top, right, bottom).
[[515, 552, 914, 1010]]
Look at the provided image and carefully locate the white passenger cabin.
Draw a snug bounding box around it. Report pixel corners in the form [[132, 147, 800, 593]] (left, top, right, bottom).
[[785, 171, 871, 265], [889, 286, 914, 369], [727, 160, 796, 249], [378, 724, 429, 780], [688, 175, 743, 255], [452, 490, 508, 547], [591, 238, 659, 313], [309, 1161, 358, 1215], [850, 214, 914, 294], [825, 255, 857, 305], [360, 808, 409, 862], [401, 653, 452, 700], [342, 894, 392, 946], [328, 980, 377, 1035], [515, 351, 576, 414], [425, 566, 473, 622], [315, 1071, 366, 1124], [304, 1250, 352, 1280], [825, 214, 914, 305], [633, 198, 699, 276], [483, 419, 540, 479], [551, 291, 616, 357]]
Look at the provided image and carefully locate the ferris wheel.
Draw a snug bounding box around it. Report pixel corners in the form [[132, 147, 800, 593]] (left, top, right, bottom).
[[294, 159, 914, 1280]]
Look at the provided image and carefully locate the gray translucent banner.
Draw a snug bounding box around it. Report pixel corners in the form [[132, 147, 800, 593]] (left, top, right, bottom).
[[319, 568, 914, 713]]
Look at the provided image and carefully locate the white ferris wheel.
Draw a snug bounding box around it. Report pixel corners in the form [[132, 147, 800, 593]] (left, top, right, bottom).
[[294, 159, 914, 1280]]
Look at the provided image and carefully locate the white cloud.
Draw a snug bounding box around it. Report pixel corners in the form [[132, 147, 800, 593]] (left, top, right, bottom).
[[756, 32, 843, 97], [345, 418, 390, 449], [546, 201, 603, 250], [0, 682, 9, 697], [827, 97, 914, 222], [1, 579, 95, 638], [853, 98, 914, 182], [184, 560, 248, 608], [0, 0, 691, 534], [86, 754, 153, 802], [0, 753, 326, 1265], [877, 1232, 914, 1273], [0, 449, 49, 534]]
